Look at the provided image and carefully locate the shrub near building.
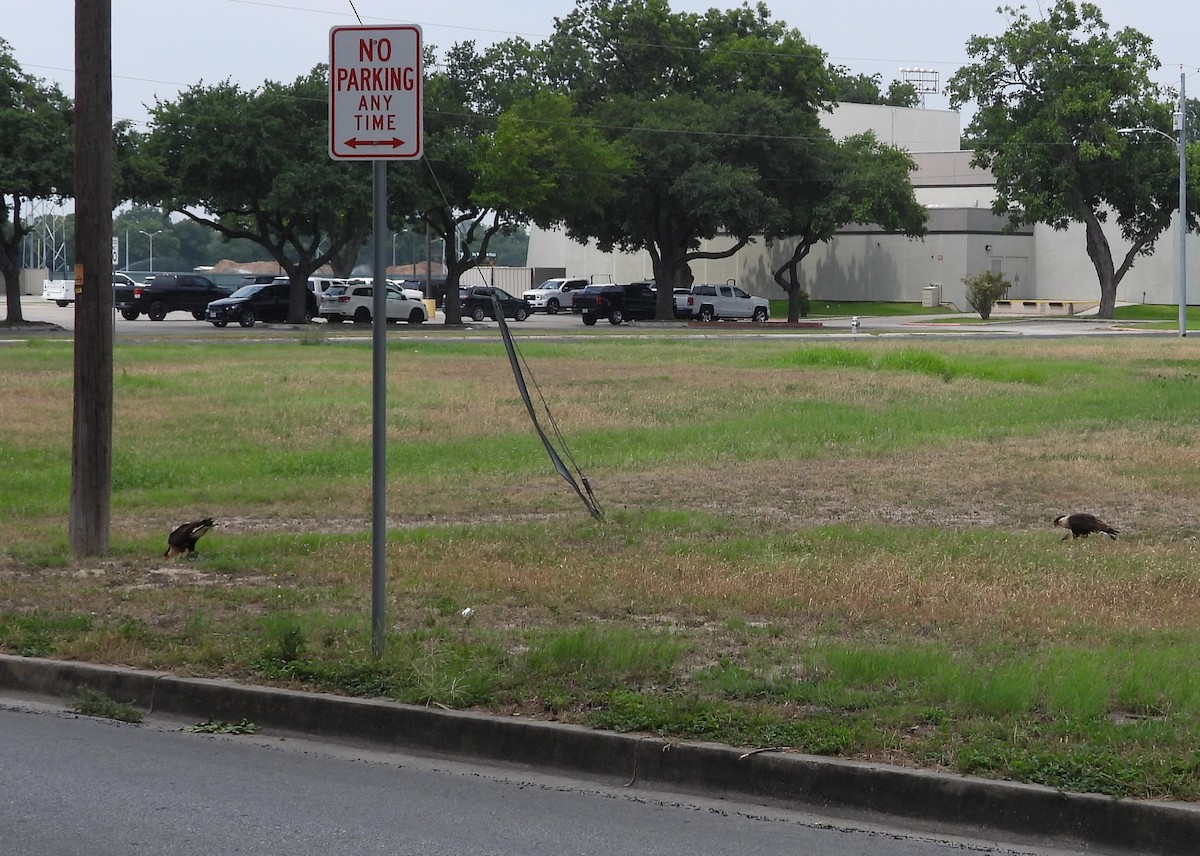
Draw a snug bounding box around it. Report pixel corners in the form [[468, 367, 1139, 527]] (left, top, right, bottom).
[[963, 271, 1011, 319]]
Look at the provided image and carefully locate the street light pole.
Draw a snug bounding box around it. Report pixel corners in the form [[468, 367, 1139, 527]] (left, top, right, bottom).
[[1176, 70, 1187, 337], [138, 229, 162, 274], [1119, 81, 1188, 337]]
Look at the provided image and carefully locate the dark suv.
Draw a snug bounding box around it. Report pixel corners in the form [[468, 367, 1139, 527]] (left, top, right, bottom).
[[205, 282, 318, 327], [114, 273, 234, 321], [457, 286, 531, 322]]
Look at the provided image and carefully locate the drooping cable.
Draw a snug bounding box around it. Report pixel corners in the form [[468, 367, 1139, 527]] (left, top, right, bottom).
[[492, 297, 603, 519]]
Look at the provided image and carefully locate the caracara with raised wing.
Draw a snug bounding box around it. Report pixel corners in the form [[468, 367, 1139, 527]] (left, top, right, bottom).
[[164, 518, 217, 558]]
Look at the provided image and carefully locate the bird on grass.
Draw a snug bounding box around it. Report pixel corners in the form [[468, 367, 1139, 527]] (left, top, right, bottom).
[[164, 518, 217, 558], [1053, 513, 1119, 541]]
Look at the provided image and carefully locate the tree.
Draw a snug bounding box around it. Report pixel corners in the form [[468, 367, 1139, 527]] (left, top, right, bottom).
[[829, 66, 920, 107], [769, 132, 928, 321], [403, 40, 513, 325], [541, 0, 834, 319], [947, 1, 1198, 318], [134, 68, 374, 322], [0, 39, 73, 322], [474, 91, 635, 248], [402, 40, 617, 324]]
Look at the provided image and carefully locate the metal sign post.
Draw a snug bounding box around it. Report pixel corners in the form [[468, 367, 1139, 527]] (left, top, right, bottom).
[[329, 25, 423, 657]]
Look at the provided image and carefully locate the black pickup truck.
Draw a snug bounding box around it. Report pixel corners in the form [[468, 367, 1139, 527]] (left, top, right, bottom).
[[114, 273, 237, 321], [574, 282, 658, 325]]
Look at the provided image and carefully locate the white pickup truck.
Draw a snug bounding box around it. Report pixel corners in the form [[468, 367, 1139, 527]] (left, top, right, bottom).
[[522, 277, 589, 314], [675, 283, 771, 322], [43, 272, 137, 306]]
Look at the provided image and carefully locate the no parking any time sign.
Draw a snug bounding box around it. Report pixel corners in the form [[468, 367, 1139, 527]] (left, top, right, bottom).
[[329, 25, 422, 160]]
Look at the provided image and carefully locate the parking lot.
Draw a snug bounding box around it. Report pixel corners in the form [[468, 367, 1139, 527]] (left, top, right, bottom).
[[3, 296, 1166, 339], [6, 297, 629, 336]]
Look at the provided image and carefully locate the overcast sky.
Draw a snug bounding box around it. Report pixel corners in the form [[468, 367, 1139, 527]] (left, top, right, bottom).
[[8, 0, 1198, 128]]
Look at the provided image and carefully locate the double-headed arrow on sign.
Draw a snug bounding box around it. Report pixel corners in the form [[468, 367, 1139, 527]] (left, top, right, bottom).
[[342, 137, 407, 149]]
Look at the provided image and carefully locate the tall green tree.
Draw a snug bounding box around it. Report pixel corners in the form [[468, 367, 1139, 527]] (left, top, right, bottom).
[[769, 132, 928, 321], [134, 68, 373, 322], [405, 40, 620, 323], [474, 91, 635, 252], [405, 41, 509, 325], [947, 1, 1198, 318], [539, 0, 834, 319], [0, 39, 73, 322]]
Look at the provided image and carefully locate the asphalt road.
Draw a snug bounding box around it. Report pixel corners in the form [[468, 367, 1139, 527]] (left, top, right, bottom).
[[1, 700, 1089, 856]]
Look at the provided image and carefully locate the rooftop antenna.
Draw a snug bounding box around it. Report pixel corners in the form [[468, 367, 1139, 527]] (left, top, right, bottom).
[[900, 67, 940, 108]]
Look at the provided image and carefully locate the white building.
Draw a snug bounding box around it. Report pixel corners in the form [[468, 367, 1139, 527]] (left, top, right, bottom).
[[527, 103, 1195, 312]]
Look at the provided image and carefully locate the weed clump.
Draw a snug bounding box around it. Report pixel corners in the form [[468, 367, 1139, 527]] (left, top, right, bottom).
[[963, 270, 1011, 320]]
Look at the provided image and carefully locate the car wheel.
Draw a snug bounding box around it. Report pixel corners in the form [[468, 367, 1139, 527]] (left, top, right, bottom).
[[752, 306, 768, 323], [239, 308, 256, 328], [547, 299, 559, 314], [514, 307, 529, 321], [582, 314, 598, 326], [56, 300, 71, 307], [120, 309, 139, 321], [148, 301, 168, 322], [470, 306, 486, 322], [698, 306, 715, 322], [210, 320, 228, 328], [192, 311, 206, 321], [353, 307, 372, 324], [608, 307, 625, 325], [408, 309, 425, 324]]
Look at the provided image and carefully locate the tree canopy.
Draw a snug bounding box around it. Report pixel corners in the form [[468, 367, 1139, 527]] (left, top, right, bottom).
[[948, 0, 1198, 318], [528, 0, 840, 318], [768, 132, 928, 321], [0, 38, 73, 322], [133, 67, 375, 322], [829, 66, 920, 108]]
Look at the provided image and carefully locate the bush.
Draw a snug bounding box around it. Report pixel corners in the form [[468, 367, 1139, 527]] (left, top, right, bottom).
[[963, 271, 1010, 319]]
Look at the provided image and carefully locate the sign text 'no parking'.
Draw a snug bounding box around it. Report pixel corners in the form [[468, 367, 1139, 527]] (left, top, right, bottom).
[[329, 25, 423, 160]]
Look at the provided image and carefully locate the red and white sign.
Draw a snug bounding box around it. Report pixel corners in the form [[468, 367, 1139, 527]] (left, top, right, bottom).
[[329, 25, 422, 160]]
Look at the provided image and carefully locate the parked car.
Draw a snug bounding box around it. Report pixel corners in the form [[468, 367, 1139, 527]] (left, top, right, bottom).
[[114, 272, 235, 321], [205, 282, 318, 327], [522, 277, 589, 314], [675, 283, 771, 322], [319, 281, 429, 324], [574, 282, 658, 325], [336, 277, 426, 301], [458, 286, 531, 322]]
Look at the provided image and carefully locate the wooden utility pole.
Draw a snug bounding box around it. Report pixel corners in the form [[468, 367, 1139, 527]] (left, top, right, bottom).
[[70, 0, 114, 555]]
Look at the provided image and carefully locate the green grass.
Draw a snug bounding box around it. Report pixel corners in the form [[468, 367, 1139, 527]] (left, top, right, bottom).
[[1110, 303, 1200, 329], [4, 333, 1200, 799], [804, 300, 952, 317], [72, 687, 144, 723]]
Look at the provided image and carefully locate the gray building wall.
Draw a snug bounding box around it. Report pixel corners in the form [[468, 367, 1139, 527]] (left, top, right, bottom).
[[527, 103, 1194, 310]]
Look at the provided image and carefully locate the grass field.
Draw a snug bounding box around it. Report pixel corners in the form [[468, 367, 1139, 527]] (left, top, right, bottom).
[[3, 331, 1200, 801]]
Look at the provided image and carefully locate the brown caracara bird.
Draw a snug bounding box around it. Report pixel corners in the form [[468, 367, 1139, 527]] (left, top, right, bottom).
[[1053, 513, 1118, 541], [164, 518, 217, 558]]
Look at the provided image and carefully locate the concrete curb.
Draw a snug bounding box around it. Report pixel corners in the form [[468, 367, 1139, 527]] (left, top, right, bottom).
[[3, 654, 1197, 854]]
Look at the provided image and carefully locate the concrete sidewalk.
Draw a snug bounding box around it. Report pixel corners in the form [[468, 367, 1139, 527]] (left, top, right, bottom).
[[1, 654, 1196, 855]]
